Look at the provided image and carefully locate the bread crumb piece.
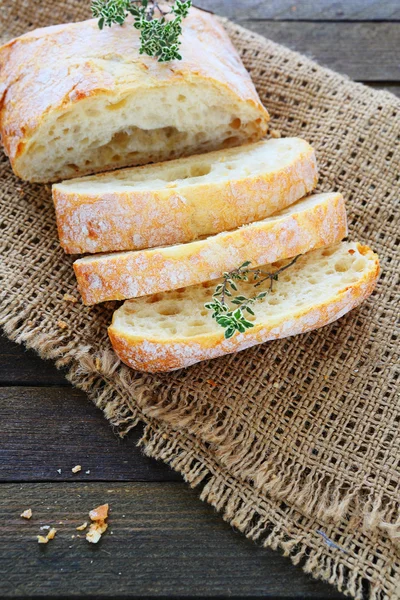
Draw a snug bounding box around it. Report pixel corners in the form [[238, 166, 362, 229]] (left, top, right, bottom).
[[71, 465, 82, 474], [273, 382, 280, 388], [76, 522, 88, 531], [37, 535, 49, 544], [57, 469, 62, 474], [270, 129, 281, 139], [85, 470, 91, 474], [63, 293, 78, 303], [89, 504, 109, 521], [86, 503, 109, 544], [86, 520, 108, 544], [57, 320, 68, 330], [21, 509, 32, 519], [40, 525, 50, 531], [206, 379, 217, 387], [37, 528, 56, 544]]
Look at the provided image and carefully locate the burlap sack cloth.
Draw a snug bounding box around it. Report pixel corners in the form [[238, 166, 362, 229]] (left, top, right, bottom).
[[1, 2, 399, 598]]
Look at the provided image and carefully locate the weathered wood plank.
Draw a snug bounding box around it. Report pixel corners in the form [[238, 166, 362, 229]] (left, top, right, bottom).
[[0, 335, 69, 386], [0, 387, 181, 482], [0, 482, 345, 599], [197, 0, 400, 21], [236, 21, 400, 81]]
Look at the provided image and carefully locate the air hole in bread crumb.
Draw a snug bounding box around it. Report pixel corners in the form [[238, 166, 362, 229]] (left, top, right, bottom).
[[230, 118, 242, 130], [335, 260, 349, 272], [107, 97, 128, 111], [159, 305, 180, 316]]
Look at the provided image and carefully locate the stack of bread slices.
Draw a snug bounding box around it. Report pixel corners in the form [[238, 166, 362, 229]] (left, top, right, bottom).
[[0, 9, 379, 373], [52, 136, 379, 372]]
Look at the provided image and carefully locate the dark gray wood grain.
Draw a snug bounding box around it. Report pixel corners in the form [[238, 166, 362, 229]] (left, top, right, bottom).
[[237, 21, 400, 81], [197, 1, 400, 21], [0, 482, 345, 599], [0, 386, 181, 482], [0, 336, 69, 386], [369, 84, 400, 98]]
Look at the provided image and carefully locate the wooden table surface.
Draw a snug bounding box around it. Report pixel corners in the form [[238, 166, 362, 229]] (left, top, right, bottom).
[[1, 2, 399, 598]]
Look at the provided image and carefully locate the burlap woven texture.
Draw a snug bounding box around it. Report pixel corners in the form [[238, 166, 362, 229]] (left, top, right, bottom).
[[1, 2, 399, 598]]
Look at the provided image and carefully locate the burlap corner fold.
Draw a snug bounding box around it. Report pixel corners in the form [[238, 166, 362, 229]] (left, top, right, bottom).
[[0, 3, 399, 599]]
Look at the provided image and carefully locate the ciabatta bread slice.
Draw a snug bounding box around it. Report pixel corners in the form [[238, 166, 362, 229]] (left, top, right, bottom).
[[74, 192, 347, 305], [108, 242, 379, 373], [0, 8, 269, 182], [54, 137, 318, 254]]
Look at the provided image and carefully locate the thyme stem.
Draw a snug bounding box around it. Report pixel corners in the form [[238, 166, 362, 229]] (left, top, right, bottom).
[[205, 255, 301, 339]]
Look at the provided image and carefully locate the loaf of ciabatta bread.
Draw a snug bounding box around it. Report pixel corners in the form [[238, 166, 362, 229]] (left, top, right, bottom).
[[108, 242, 379, 372], [54, 138, 318, 254], [0, 8, 269, 182], [73, 192, 347, 305]]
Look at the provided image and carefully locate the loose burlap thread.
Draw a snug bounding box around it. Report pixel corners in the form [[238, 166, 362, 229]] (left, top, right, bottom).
[[1, 2, 399, 598]]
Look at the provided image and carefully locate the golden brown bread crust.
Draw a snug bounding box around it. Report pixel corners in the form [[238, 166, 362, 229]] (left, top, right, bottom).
[[73, 192, 347, 305], [54, 139, 318, 254], [108, 245, 380, 373], [0, 8, 269, 180]]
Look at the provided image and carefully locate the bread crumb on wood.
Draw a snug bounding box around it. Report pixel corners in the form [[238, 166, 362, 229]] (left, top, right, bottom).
[[89, 503, 109, 521], [37, 528, 56, 544], [71, 465, 82, 474], [86, 520, 108, 544], [76, 522, 88, 531], [21, 508, 32, 519], [63, 293, 78, 303], [57, 320, 68, 330], [270, 129, 281, 138], [37, 535, 49, 544], [86, 503, 109, 544]]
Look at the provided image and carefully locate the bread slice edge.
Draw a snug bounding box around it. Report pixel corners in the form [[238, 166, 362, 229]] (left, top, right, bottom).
[[53, 138, 318, 254], [108, 242, 380, 373], [74, 191, 347, 305]]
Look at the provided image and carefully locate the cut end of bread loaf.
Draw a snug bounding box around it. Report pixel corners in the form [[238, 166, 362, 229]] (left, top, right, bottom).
[[1, 9, 269, 182], [17, 85, 268, 182], [109, 242, 379, 372]]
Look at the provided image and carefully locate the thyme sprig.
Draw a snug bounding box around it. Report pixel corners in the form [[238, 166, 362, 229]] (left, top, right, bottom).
[[205, 256, 301, 339], [91, 0, 192, 62]]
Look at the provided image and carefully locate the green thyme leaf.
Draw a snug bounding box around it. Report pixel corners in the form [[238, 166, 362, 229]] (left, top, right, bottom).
[[205, 255, 301, 337], [91, 0, 192, 62]]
